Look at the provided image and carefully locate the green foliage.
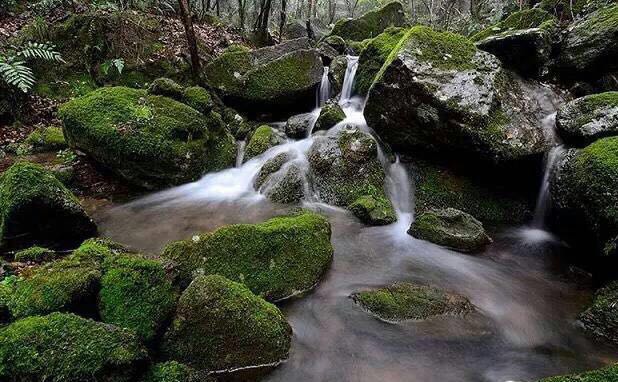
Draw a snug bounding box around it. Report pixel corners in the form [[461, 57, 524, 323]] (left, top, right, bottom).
[[182, 86, 214, 115], [14, 246, 57, 263], [143, 361, 209, 382], [25, 126, 67, 152], [0, 42, 64, 92], [100, 58, 125, 76]]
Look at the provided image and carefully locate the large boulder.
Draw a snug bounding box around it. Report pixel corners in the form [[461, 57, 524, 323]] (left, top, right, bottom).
[[162, 211, 333, 301], [0, 312, 148, 381], [364, 26, 559, 165], [329, 2, 407, 41], [408, 208, 492, 253], [350, 282, 473, 322], [534, 364, 618, 382], [59, 87, 236, 189], [579, 281, 618, 345], [0, 162, 97, 251], [314, 102, 346, 132], [556, 91, 618, 146], [203, 38, 324, 114], [161, 275, 291, 374], [308, 126, 396, 225], [549, 137, 618, 258]]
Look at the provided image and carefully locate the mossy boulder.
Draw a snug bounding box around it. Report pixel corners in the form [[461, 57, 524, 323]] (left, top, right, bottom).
[[59, 87, 235, 189], [99, 254, 177, 343], [182, 86, 214, 115], [329, 2, 406, 41], [535, 364, 618, 382], [143, 361, 212, 382], [24, 126, 67, 152], [329, 55, 348, 95], [408, 208, 492, 253], [556, 91, 618, 146], [471, 8, 556, 42], [161, 275, 291, 373], [244, 125, 282, 162], [323, 35, 347, 54], [148, 77, 184, 100], [579, 281, 618, 345], [14, 246, 57, 263], [0, 312, 147, 381], [261, 162, 307, 204], [162, 211, 333, 301], [364, 26, 559, 165], [0, 162, 97, 251], [314, 102, 346, 132], [308, 126, 396, 225], [351, 282, 473, 322], [285, 112, 317, 138], [549, 137, 618, 257], [254, 152, 291, 189]]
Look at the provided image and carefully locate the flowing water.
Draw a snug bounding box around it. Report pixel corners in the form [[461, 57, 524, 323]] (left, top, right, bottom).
[[96, 57, 617, 382]]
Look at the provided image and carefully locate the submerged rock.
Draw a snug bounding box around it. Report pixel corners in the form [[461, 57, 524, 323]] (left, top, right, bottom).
[[364, 26, 559, 165], [351, 282, 473, 322], [314, 102, 346, 132], [329, 2, 406, 41], [408, 208, 492, 253], [285, 112, 317, 138], [254, 152, 292, 189], [161, 275, 291, 374], [162, 212, 333, 301], [579, 281, 618, 345], [262, 163, 307, 204], [244, 125, 282, 162], [534, 364, 618, 382], [308, 126, 396, 225], [556, 91, 618, 146], [59, 87, 236, 189], [0, 162, 97, 251], [0, 312, 147, 381]]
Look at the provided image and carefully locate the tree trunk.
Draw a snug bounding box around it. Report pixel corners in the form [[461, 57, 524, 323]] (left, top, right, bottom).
[[279, 0, 287, 40], [177, 0, 201, 81]]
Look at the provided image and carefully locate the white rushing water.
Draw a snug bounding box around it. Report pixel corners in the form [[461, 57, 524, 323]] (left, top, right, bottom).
[[339, 56, 359, 103], [317, 66, 331, 107], [532, 145, 566, 228]]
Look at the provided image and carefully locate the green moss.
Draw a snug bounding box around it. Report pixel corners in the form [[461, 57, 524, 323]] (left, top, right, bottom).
[[33, 70, 97, 101], [204, 50, 253, 93], [254, 152, 290, 189], [349, 195, 397, 225], [535, 364, 618, 381], [223, 44, 251, 54], [99, 254, 177, 343], [14, 246, 57, 263], [162, 275, 291, 372], [0, 312, 147, 381], [244, 125, 278, 161], [162, 211, 333, 301], [182, 86, 214, 115], [577, 91, 618, 111], [579, 281, 618, 344], [148, 77, 184, 100], [314, 103, 346, 131], [351, 282, 473, 322], [471, 8, 556, 41], [24, 126, 67, 152], [540, 0, 603, 18], [356, 27, 408, 94], [330, 2, 406, 41], [143, 361, 210, 382]]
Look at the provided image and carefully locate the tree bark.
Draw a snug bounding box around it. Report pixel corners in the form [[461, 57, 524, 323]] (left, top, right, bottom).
[[177, 0, 201, 81]]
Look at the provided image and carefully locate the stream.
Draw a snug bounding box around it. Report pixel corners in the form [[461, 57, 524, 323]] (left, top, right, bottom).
[[96, 57, 618, 382]]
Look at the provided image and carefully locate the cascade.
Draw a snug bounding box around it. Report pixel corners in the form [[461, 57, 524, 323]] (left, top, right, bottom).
[[317, 66, 331, 108], [235, 140, 246, 168], [339, 56, 359, 103], [532, 145, 565, 228]]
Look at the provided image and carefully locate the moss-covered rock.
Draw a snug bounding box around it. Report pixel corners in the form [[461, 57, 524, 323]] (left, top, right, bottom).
[[535, 364, 618, 381], [0, 312, 148, 381], [59, 87, 236, 189], [285, 112, 317, 138], [161, 275, 291, 373], [14, 246, 57, 263], [364, 25, 559, 165], [323, 35, 347, 54], [550, 137, 618, 257], [99, 254, 177, 343], [471, 8, 556, 42], [579, 281, 618, 345], [148, 77, 185, 100], [556, 91, 618, 146], [329, 55, 348, 95], [244, 125, 282, 162], [0, 162, 97, 251], [308, 126, 396, 225], [24, 126, 67, 152], [262, 163, 307, 204], [162, 212, 333, 301], [254, 152, 291, 189], [409, 208, 492, 252], [314, 102, 346, 132], [329, 2, 407, 41], [143, 361, 212, 382], [351, 282, 473, 322], [182, 86, 214, 115]]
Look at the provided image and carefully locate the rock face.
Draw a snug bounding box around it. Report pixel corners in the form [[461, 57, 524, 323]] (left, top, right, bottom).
[[203, 38, 323, 114], [329, 55, 348, 95], [550, 137, 618, 257], [557, 4, 618, 82], [162, 212, 333, 301], [556, 91, 618, 146], [244, 125, 282, 162], [161, 275, 291, 373], [0, 162, 97, 251], [314, 102, 346, 132], [356, 27, 407, 95], [579, 281, 618, 345], [534, 364, 618, 382], [364, 26, 559, 165], [409, 208, 492, 253], [329, 2, 406, 41], [308, 126, 396, 225], [59, 87, 236, 189], [351, 282, 473, 322], [0, 312, 147, 381]]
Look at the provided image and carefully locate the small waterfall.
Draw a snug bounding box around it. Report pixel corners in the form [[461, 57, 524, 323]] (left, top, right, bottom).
[[317, 66, 331, 107], [235, 140, 246, 167], [532, 145, 565, 228], [386, 156, 414, 235], [340, 56, 359, 102]]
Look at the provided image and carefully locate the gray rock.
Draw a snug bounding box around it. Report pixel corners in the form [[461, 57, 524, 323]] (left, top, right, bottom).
[[556, 91, 618, 146], [285, 112, 317, 139], [254, 152, 291, 189], [329, 55, 348, 95], [329, 2, 406, 41], [263, 163, 306, 204]]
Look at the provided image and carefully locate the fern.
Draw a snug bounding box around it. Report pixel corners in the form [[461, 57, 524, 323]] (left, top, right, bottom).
[[15, 42, 65, 63], [0, 42, 64, 93]]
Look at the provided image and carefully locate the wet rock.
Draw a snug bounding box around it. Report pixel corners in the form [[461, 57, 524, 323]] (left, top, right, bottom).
[[534, 364, 618, 381], [318, 41, 339, 65], [254, 152, 292, 189], [579, 281, 618, 345], [408, 208, 492, 253], [556, 91, 618, 146], [351, 282, 473, 322], [329, 55, 348, 95], [24, 126, 67, 153], [0, 162, 97, 251], [314, 102, 346, 132], [329, 2, 406, 41], [285, 112, 316, 138], [549, 137, 618, 258], [262, 163, 306, 204], [0, 312, 147, 381], [323, 35, 347, 54], [59, 87, 236, 189], [356, 27, 407, 95], [364, 26, 559, 165], [308, 126, 396, 225], [244, 125, 282, 162], [161, 275, 291, 374], [162, 211, 333, 301]]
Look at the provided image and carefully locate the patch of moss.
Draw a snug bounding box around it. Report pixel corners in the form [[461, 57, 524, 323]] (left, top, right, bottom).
[[351, 282, 473, 322], [0, 312, 147, 381], [471, 8, 556, 41], [143, 361, 210, 382], [161, 275, 291, 372], [33, 71, 97, 101], [148, 77, 184, 100], [182, 86, 214, 115], [330, 2, 406, 41], [254, 152, 290, 189], [314, 102, 346, 131], [356, 27, 408, 94], [244, 125, 278, 161], [535, 364, 618, 381], [13, 246, 57, 263], [579, 281, 618, 344], [24, 126, 67, 152], [349, 195, 397, 225], [162, 211, 333, 301], [203, 50, 253, 93]]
